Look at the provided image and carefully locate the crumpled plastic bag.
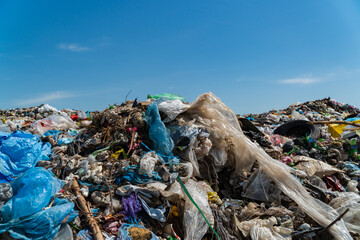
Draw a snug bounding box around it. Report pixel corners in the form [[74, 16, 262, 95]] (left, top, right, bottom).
[[31, 114, 77, 135], [291, 110, 308, 121], [0, 131, 51, 183], [183, 179, 214, 240], [139, 152, 159, 177], [145, 101, 174, 156], [242, 170, 282, 203], [0, 198, 76, 240], [293, 156, 343, 178], [329, 192, 360, 234], [1, 167, 64, 221], [148, 93, 185, 102], [77, 229, 115, 240], [0, 167, 76, 240], [37, 104, 59, 113], [157, 99, 190, 122], [237, 217, 289, 240], [0, 122, 11, 133], [178, 92, 352, 240]]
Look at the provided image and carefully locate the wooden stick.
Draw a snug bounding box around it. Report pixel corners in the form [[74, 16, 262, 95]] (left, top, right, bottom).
[[341, 127, 360, 131], [72, 179, 104, 240], [311, 121, 360, 127], [127, 131, 135, 155]]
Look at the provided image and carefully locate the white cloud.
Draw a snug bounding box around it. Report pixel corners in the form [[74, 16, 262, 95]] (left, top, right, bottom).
[[278, 77, 320, 85], [58, 43, 90, 52], [16, 91, 74, 106]]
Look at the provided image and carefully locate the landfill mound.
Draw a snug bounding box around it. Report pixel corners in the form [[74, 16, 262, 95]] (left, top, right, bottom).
[[0, 93, 360, 240]]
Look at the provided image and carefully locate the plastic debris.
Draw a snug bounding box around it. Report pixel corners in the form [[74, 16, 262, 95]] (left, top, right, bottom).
[[0, 95, 359, 240]]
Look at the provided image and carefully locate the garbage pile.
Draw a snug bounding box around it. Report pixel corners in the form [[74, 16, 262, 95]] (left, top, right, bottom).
[[0, 93, 360, 240]]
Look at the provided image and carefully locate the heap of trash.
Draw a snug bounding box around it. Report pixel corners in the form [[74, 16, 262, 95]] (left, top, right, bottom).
[[0, 93, 360, 240]]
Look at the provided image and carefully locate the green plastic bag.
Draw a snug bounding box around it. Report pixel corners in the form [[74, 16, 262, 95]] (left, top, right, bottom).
[[147, 93, 185, 102]]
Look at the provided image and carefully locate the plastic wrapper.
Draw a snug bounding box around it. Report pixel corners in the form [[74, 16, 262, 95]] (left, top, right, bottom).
[[58, 137, 73, 145], [250, 226, 286, 240], [139, 152, 159, 177], [0, 122, 11, 133], [0, 131, 51, 183], [329, 192, 360, 234], [31, 114, 77, 135], [346, 180, 359, 194], [291, 110, 308, 121], [183, 179, 214, 240], [209, 147, 227, 171], [194, 137, 212, 159], [293, 156, 343, 177], [116, 165, 162, 185], [157, 99, 190, 122], [243, 170, 282, 203], [179, 92, 352, 240], [169, 125, 199, 147], [145, 101, 174, 156], [138, 195, 170, 223], [237, 217, 289, 240]]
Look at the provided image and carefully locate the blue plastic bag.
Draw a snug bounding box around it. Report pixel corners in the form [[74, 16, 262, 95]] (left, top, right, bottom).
[[1, 167, 64, 221], [57, 137, 73, 145], [0, 168, 76, 240], [116, 165, 162, 185], [144, 101, 174, 156], [0, 131, 51, 182], [0, 198, 76, 240], [43, 130, 74, 145]]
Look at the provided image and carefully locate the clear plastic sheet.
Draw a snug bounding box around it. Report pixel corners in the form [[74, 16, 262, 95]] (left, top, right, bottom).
[[183, 179, 214, 240], [179, 92, 352, 240]]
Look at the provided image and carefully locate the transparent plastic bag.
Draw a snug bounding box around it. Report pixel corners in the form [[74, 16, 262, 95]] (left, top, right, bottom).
[[243, 170, 282, 203], [31, 114, 77, 135], [291, 110, 308, 121], [179, 92, 352, 240], [329, 192, 360, 234], [183, 179, 214, 240]]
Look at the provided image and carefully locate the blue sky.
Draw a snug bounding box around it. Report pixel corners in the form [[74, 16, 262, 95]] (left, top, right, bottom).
[[1, 0, 360, 114]]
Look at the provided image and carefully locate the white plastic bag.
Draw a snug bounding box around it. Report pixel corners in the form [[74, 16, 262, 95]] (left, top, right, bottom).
[[139, 152, 159, 177], [157, 99, 190, 122], [183, 179, 214, 240], [31, 114, 77, 135], [291, 110, 308, 121]]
